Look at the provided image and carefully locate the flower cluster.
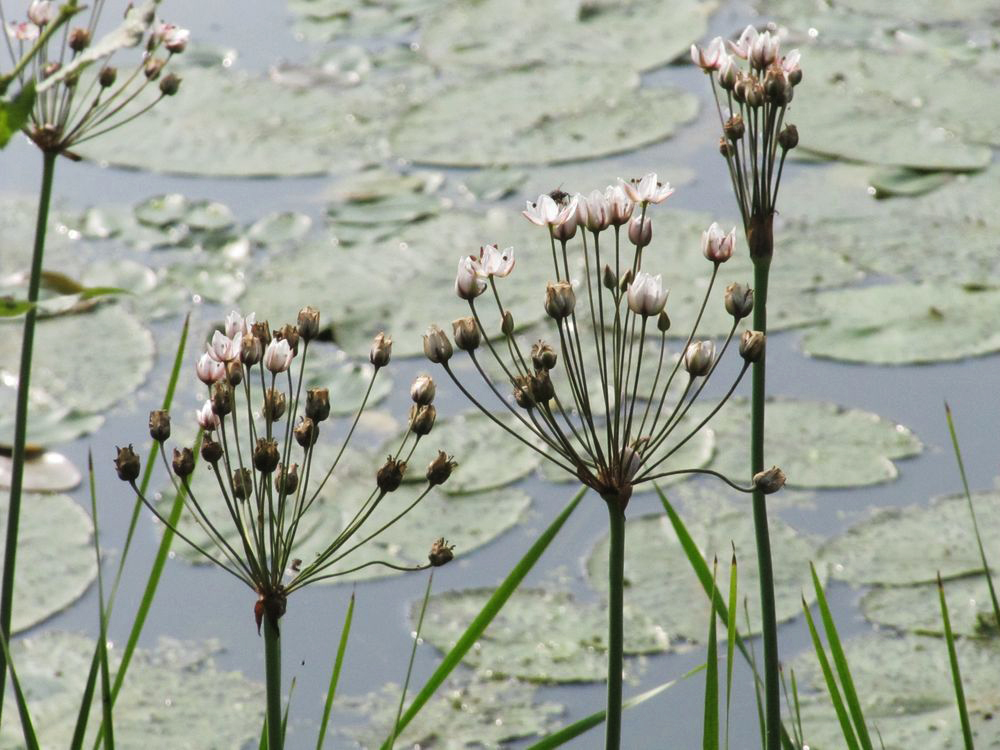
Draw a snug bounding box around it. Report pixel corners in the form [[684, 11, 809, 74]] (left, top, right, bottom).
[[692, 24, 801, 260], [427, 176, 765, 509], [3, 1, 188, 156], [117, 307, 455, 629]]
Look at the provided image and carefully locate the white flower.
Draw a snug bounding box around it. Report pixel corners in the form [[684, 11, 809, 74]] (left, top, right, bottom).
[[479, 244, 515, 278], [684, 340, 715, 376], [781, 49, 801, 75], [621, 445, 643, 482], [455, 255, 487, 300], [224, 310, 251, 339], [163, 25, 190, 53], [718, 54, 738, 88], [263, 338, 294, 373], [604, 184, 634, 226], [196, 399, 220, 431], [728, 25, 758, 59], [690, 37, 724, 71], [208, 330, 242, 363], [7, 21, 39, 40], [522, 194, 579, 227], [26, 1, 55, 26], [582, 189, 610, 232], [749, 30, 780, 69], [626, 271, 668, 317], [620, 173, 674, 205], [196, 351, 225, 384], [702, 222, 736, 264]]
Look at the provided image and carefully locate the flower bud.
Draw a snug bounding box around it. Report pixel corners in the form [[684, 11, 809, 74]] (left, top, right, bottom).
[[172, 447, 195, 478], [724, 115, 744, 142], [370, 331, 392, 369], [263, 338, 293, 374], [252, 320, 272, 347], [512, 375, 534, 409], [764, 66, 789, 104], [305, 387, 330, 422], [702, 222, 736, 264], [275, 463, 299, 495], [253, 438, 280, 474], [241, 332, 262, 365], [409, 404, 436, 436], [211, 382, 233, 417], [627, 271, 668, 317], [724, 283, 754, 320], [719, 138, 734, 158], [144, 57, 166, 80], [148, 409, 171, 442], [294, 417, 319, 448], [201, 433, 223, 464], [619, 268, 633, 294], [226, 360, 243, 387], [627, 215, 652, 246], [426, 452, 457, 487], [740, 330, 765, 363], [196, 351, 225, 385], [376, 456, 407, 493], [455, 255, 486, 300], [719, 55, 738, 89], [297, 306, 320, 342], [98, 66, 117, 88], [231, 468, 252, 500], [544, 281, 575, 320], [276, 324, 299, 355], [754, 466, 786, 494], [778, 124, 799, 151], [423, 325, 453, 364], [114, 445, 140, 482], [262, 388, 286, 421], [68, 27, 91, 51], [602, 264, 617, 291], [531, 369, 555, 403], [746, 81, 764, 108], [684, 341, 715, 377], [733, 76, 748, 104], [531, 340, 557, 371], [657, 310, 671, 332], [452, 316, 481, 352], [428, 537, 456, 566], [159, 73, 181, 96], [410, 375, 436, 406], [501, 310, 514, 335]]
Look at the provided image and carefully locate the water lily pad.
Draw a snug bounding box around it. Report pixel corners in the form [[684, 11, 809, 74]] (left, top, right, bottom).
[[821, 491, 1000, 587], [419, 588, 668, 683], [460, 168, 528, 201], [0, 452, 82, 493], [134, 193, 190, 227], [247, 211, 313, 246], [861, 576, 1000, 637], [691, 398, 921, 488], [803, 283, 1000, 364], [0, 381, 104, 448], [0, 305, 154, 413], [869, 167, 956, 198], [184, 200, 237, 233], [302, 344, 393, 415], [587, 510, 822, 641], [392, 65, 699, 167], [0, 632, 263, 748], [340, 676, 563, 748], [0, 493, 95, 633]]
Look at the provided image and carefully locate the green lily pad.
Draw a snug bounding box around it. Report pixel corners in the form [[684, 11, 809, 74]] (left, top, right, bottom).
[[861, 576, 1000, 637], [869, 167, 956, 198], [460, 168, 528, 202], [302, 344, 393, 415], [821, 491, 1000, 587], [184, 200, 237, 233], [340, 676, 563, 748], [419, 587, 668, 683], [134, 193, 190, 227], [0, 381, 104, 448], [0, 197, 75, 277], [803, 283, 1000, 364], [0, 452, 82, 493], [0, 305, 154, 413], [328, 190, 447, 226], [690, 398, 922, 488], [391, 65, 699, 166], [0, 493, 95, 633], [247, 211, 313, 246], [0, 632, 263, 749], [328, 168, 444, 204], [587, 510, 823, 641]]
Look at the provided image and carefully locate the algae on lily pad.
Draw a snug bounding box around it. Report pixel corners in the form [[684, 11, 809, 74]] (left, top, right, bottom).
[[0, 632, 263, 749], [821, 491, 1000, 587], [0, 493, 95, 633], [861, 576, 1000, 637], [587, 511, 822, 642]]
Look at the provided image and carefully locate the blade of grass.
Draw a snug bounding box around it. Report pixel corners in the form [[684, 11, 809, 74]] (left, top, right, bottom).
[[703, 558, 720, 750], [316, 592, 355, 750], [745, 598, 766, 750], [87, 453, 114, 750], [524, 666, 705, 750], [790, 668, 803, 749], [938, 573, 974, 750], [724, 550, 737, 750], [380, 486, 586, 750], [801, 595, 859, 750], [0, 627, 39, 750]]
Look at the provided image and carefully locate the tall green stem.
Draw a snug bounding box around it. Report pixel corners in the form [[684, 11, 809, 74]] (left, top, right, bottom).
[[0, 149, 58, 723], [605, 501, 625, 750], [750, 257, 779, 750], [263, 613, 283, 750]]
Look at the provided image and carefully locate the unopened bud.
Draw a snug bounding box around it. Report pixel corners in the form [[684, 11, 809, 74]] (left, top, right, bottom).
[[746, 81, 764, 108], [452, 316, 481, 352], [226, 360, 243, 387], [305, 387, 330, 422], [719, 138, 734, 158], [657, 310, 671, 332], [423, 325, 453, 364], [68, 27, 90, 51], [409, 404, 436, 436], [275, 463, 299, 495], [98, 66, 117, 88], [764, 67, 789, 104], [724, 283, 754, 320], [241, 333, 261, 365], [531, 369, 555, 402], [276, 324, 299, 355], [172, 447, 195, 478], [144, 57, 166, 80], [253, 438, 280, 474], [512, 376, 533, 409], [231, 468, 252, 500], [114, 445, 140, 482], [544, 281, 576, 320], [778, 124, 799, 150], [370, 331, 392, 368], [148, 409, 171, 442], [531, 340, 557, 371], [159, 73, 181, 96], [754, 466, 786, 494], [628, 215, 652, 246], [211, 382, 233, 416], [501, 310, 514, 335], [262, 388, 286, 421], [376, 456, 407, 493], [297, 306, 320, 342], [252, 320, 272, 347], [740, 330, 765, 363], [426, 452, 457, 487], [618, 269, 634, 294], [724, 115, 745, 142], [294, 417, 319, 448], [684, 341, 715, 377], [201, 433, 223, 464], [428, 537, 456, 566], [410, 375, 436, 406], [552, 214, 578, 242], [603, 264, 617, 291]]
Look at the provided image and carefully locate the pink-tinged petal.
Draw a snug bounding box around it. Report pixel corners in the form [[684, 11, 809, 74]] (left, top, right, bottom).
[[455, 255, 487, 299], [197, 400, 220, 430], [196, 352, 225, 384]]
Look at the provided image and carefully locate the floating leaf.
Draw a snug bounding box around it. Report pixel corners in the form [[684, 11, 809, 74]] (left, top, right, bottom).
[[134, 193, 190, 227], [869, 167, 956, 198], [184, 200, 236, 233], [303, 344, 393, 415], [246, 211, 313, 245], [0, 451, 81, 493], [861, 577, 1000, 637], [821, 492, 1000, 587]]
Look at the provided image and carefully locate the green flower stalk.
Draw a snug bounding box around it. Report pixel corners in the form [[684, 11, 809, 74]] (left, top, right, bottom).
[[433, 178, 769, 749], [120, 308, 455, 750], [693, 23, 802, 750]]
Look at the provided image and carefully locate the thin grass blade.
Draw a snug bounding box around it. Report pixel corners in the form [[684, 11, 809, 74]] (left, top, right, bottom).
[[938, 573, 974, 750], [801, 596, 858, 750], [703, 558, 720, 750], [0, 627, 39, 750], [316, 592, 355, 750], [87, 453, 115, 750], [724, 550, 737, 750]]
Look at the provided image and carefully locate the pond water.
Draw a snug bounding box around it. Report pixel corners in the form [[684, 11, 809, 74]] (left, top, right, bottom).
[[1, 0, 999, 747]]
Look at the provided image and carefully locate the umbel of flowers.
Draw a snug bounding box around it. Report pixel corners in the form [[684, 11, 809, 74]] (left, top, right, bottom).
[[116, 307, 456, 750], [426, 176, 782, 750]]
